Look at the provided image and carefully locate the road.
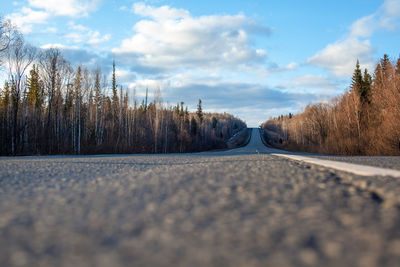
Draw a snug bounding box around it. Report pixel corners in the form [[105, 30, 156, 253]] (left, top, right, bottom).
[[1, 129, 400, 267]]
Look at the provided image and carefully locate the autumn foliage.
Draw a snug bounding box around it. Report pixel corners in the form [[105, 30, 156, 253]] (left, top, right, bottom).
[[262, 55, 400, 155]]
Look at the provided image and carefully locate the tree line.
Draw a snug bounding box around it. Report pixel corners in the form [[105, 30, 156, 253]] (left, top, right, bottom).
[[0, 18, 246, 155], [262, 55, 400, 155]]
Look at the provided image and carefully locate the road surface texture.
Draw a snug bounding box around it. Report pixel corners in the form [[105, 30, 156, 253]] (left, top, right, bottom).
[[1, 129, 400, 267]]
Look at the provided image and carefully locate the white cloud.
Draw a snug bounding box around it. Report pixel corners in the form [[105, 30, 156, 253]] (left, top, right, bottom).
[[281, 74, 339, 94], [40, 43, 79, 50], [349, 0, 400, 38], [112, 3, 270, 72], [39, 43, 109, 70], [28, 0, 101, 17], [349, 14, 377, 38], [68, 22, 90, 32], [6, 0, 101, 34], [308, 0, 400, 77], [307, 38, 374, 77], [129, 79, 167, 90], [383, 0, 400, 17], [283, 62, 298, 71], [64, 22, 111, 46], [6, 7, 49, 34], [64, 32, 83, 43], [133, 2, 189, 21], [115, 68, 137, 84], [87, 32, 111, 45]]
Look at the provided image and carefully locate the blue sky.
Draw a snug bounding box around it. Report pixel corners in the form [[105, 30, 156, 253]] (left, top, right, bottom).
[[2, 0, 400, 126]]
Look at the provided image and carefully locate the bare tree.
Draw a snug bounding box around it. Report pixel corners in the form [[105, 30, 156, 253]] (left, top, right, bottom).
[[2, 52, 247, 155], [0, 18, 17, 65], [39, 48, 72, 153], [6, 34, 36, 154]]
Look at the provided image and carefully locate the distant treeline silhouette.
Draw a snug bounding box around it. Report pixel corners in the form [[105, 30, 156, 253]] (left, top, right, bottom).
[[0, 18, 246, 155], [262, 55, 400, 155]]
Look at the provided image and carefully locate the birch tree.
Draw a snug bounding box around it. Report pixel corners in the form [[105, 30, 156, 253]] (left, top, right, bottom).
[[6, 34, 36, 154]]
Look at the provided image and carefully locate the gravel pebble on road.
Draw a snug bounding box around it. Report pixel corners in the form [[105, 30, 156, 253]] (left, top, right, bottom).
[[1, 130, 400, 267]]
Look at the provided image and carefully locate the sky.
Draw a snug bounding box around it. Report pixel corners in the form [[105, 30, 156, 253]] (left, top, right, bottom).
[[2, 0, 400, 126]]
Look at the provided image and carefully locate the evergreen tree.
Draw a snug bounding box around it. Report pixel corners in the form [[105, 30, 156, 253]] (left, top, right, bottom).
[[0, 32, 248, 155], [180, 102, 184, 118], [196, 99, 203, 123], [361, 69, 372, 104], [380, 54, 390, 74], [1, 82, 10, 108], [0, 82, 11, 154], [351, 60, 363, 94], [190, 117, 197, 135], [396, 55, 400, 76], [175, 102, 180, 115], [111, 60, 118, 106], [26, 64, 43, 110], [184, 107, 190, 126], [373, 63, 383, 89]]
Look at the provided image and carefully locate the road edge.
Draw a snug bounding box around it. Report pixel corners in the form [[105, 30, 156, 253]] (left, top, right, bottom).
[[272, 153, 400, 178]]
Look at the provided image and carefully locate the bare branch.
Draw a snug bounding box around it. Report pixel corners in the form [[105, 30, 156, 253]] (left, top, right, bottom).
[[0, 17, 18, 65]]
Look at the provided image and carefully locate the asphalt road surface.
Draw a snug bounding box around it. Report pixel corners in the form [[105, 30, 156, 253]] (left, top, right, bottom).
[[1, 129, 400, 267]]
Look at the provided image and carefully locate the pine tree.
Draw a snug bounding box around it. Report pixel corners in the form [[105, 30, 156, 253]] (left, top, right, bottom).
[[175, 102, 180, 115], [190, 116, 197, 135], [196, 99, 203, 123], [396, 55, 400, 76], [111, 60, 118, 106], [351, 60, 363, 94], [180, 102, 184, 118], [26, 64, 43, 109], [380, 54, 390, 74], [361, 69, 372, 104], [0, 82, 10, 108], [0, 82, 11, 154], [374, 63, 383, 89], [111, 60, 120, 147]]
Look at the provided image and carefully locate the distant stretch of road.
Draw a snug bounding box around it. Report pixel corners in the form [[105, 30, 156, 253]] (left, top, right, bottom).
[[1, 129, 400, 266]]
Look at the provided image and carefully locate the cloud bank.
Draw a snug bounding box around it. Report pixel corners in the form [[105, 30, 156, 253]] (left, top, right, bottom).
[[112, 3, 270, 73], [6, 0, 102, 33]]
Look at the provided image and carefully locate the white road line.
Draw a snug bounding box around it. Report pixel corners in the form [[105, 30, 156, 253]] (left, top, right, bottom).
[[272, 153, 400, 178]]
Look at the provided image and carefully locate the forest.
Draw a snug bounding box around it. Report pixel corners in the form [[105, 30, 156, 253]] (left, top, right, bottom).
[[0, 18, 246, 155], [262, 55, 400, 156]]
